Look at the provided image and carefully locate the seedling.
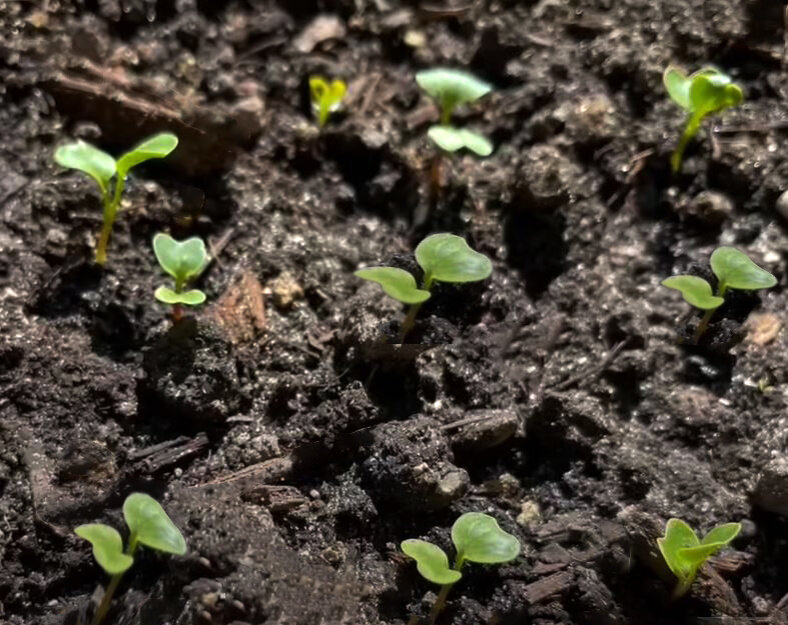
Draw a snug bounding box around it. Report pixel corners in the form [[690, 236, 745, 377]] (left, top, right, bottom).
[[657, 518, 740, 598], [153, 233, 209, 322], [309, 76, 347, 128], [355, 233, 492, 342], [662, 246, 776, 344], [54, 133, 178, 265], [416, 69, 493, 201], [401, 512, 520, 625], [663, 66, 743, 172], [75, 493, 186, 625]]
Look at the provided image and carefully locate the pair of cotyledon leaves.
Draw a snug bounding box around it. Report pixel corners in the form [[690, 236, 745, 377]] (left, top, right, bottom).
[[54, 133, 179, 196], [657, 518, 740, 596], [416, 68, 493, 157], [401, 512, 520, 585], [662, 247, 776, 310], [153, 233, 209, 306], [663, 66, 743, 120], [309, 76, 347, 128], [355, 233, 492, 305], [75, 493, 186, 576]]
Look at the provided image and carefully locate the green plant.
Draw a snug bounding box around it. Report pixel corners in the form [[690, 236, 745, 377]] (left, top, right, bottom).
[[416, 69, 493, 200], [153, 233, 209, 322], [657, 518, 740, 598], [355, 233, 492, 341], [663, 66, 743, 173], [75, 493, 186, 625], [54, 133, 178, 265], [401, 512, 520, 625], [662, 246, 776, 344], [309, 76, 347, 128]]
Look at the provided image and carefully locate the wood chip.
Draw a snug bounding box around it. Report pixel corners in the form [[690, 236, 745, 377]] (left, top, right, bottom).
[[210, 271, 266, 344], [293, 15, 347, 53], [746, 313, 782, 346]]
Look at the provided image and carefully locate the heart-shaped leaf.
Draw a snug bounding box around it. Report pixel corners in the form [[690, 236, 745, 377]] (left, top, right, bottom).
[[155, 286, 207, 306], [355, 267, 431, 304], [54, 141, 117, 194], [153, 233, 209, 283], [710, 247, 776, 291], [415, 234, 492, 285], [451, 512, 520, 565], [310, 76, 347, 127], [428, 126, 493, 157], [661, 275, 724, 310], [75, 524, 135, 575], [688, 72, 742, 118], [123, 493, 186, 555], [416, 68, 491, 108], [401, 539, 463, 585], [663, 66, 692, 111], [701, 522, 741, 546], [115, 133, 178, 179], [657, 518, 700, 581]]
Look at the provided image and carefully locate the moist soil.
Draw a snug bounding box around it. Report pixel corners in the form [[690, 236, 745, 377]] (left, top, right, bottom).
[[2, 1, 788, 624]]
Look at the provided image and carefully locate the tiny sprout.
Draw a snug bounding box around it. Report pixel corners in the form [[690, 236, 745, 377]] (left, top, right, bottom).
[[309, 76, 347, 128], [355, 233, 492, 342], [153, 233, 209, 322], [401, 512, 520, 625], [663, 66, 743, 172], [54, 133, 178, 265], [75, 493, 186, 625], [662, 246, 776, 344], [657, 518, 740, 598], [416, 68, 491, 125]]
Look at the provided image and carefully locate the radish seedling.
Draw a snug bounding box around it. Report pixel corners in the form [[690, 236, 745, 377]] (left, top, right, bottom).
[[153, 233, 209, 322], [54, 133, 178, 265], [662, 246, 776, 344], [663, 66, 743, 173], [401, 512, 520, 625], [355, 233, 492, 341], [75, 493, 186, 625], [416, 68, 493, 200], [309, 76, 347, 128], [657, 518, 740, 598]]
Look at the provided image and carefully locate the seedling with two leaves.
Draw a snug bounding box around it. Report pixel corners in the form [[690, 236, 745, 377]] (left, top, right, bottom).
[[662, 246, 776, 344], [416, 69, 492, 203], [663, 66, 743, 173], [153, 233, 209, 322], [401, 512, 520, 625], [657, 518, 740, 598], [75, 493, 186, 625], [54, 133, 178, 265], [355, 233, 492, 342], [309, 76, 347, 128]]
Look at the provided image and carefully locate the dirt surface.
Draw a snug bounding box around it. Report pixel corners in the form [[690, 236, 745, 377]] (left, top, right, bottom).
[[3, 1, 788, 624]]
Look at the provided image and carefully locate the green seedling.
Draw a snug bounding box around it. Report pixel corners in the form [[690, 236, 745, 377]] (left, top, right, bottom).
[[401, 512, 520, 625], [355, 233, 492, 342], [657, 518, 740, 598], [310, 76, 347, 128], [416, 69, 493, 201], [75, 493, 186, 625], [663, 66, 743, 173], [153, 233, 209, 322], [54, 133, 178, 265], [662, 246, 776, 344]]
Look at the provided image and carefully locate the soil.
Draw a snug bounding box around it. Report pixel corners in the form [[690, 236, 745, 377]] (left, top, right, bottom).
[[2, 1, 788, 624]]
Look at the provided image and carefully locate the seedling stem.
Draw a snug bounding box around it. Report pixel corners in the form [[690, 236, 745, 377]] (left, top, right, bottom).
[[96, 176, 126, 265], [671, 113, 702, 174], [692, 281, 727, 344], [400, 274, 434, 342], [92, 535, 139, 625], [426, 554, 464, 625]]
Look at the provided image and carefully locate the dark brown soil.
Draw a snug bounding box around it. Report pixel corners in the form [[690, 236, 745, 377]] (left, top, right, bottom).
[[3, 1, 788, 624]]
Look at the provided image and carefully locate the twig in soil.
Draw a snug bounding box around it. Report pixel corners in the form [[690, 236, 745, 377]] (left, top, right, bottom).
[[206, 227, 237, 271], [548, 339, 628, 392], [440, 413, 500, 432], [418, 3, 475, 19]]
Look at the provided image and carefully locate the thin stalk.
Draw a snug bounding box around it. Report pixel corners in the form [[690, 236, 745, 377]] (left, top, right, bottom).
[[692, 283, 727, 344], [427, 554, 464, 625], [670, 114, 702, 173], [91, 534, 138, 625], [95, 176, 126, 265], [172, 277, 185, 324], [399, 275, 434, 343]]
